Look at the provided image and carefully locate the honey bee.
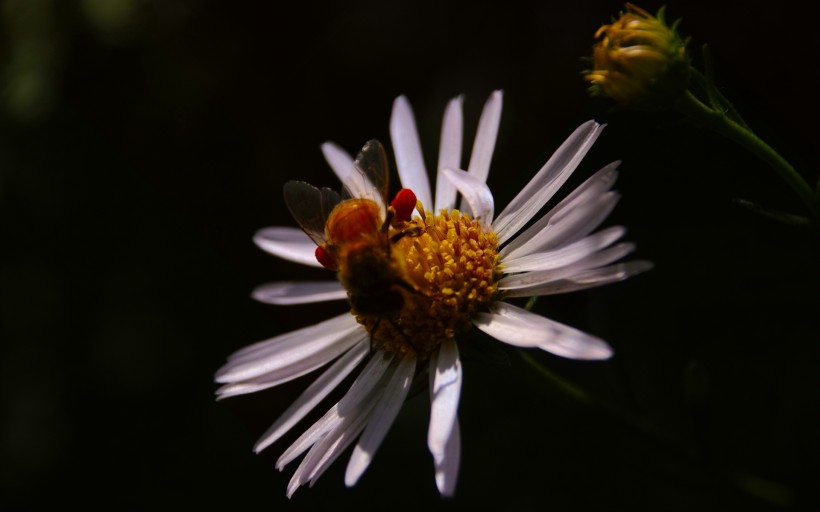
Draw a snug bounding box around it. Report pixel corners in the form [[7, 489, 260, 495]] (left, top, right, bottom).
[[283, 140, 421, 326]]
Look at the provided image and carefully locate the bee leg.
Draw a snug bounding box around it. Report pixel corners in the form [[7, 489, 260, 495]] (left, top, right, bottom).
[[389, 226, 424, 244], [395, 278, 427, 298], [368, 317, 415, 355], [387, 317, 418, 353], [369, 318, 381, 355], [386, 225, 424, 259]]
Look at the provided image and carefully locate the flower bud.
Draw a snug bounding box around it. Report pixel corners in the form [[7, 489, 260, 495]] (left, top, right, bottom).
[[585, 3, 689, 110]]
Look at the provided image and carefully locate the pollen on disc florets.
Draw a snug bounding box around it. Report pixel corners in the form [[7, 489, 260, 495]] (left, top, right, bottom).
[[353, 207, 501, 359]]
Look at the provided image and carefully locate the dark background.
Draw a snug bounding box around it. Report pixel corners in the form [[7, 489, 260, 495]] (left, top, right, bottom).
[[1, 0, 818, 510]]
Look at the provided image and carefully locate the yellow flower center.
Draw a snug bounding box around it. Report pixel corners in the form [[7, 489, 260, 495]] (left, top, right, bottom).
[[352, 208, 500, 358]]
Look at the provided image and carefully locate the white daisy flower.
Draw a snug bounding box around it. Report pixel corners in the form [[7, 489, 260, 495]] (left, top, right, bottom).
[[215, 91, 652, 498]]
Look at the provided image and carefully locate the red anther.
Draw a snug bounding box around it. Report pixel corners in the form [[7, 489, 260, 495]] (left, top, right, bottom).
[[315, 245, 337, 271], [391, 188, 417, 221]]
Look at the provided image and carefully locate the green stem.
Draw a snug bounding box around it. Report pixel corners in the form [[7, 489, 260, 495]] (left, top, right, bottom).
[[690, 59, 749, 129], [517, 350, 591, 403], [676, 90, 819, 221], [732, 198, 810, 227]]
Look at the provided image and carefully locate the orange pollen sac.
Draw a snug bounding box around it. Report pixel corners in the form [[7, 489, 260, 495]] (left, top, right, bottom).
[[315, 245, 337, 270], [391, 188, 417, 221]]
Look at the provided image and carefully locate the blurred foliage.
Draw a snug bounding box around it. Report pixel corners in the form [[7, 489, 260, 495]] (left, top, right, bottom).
[[2, 0, 61, 123]]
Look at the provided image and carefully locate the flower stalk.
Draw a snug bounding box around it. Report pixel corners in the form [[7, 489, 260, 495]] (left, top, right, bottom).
[[675, 89, 819, 222]]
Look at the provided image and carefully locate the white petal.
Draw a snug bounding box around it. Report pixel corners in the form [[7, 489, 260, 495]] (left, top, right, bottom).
[[254, 341, 369, 453], [278, 403, 342, 473], [321, 142, 386, 213], [502, 260, 654, 297], [434, 95, 464, 213], [305, 412, 370, 487], [253, 227, 323, 268], [215, 314, 361, 383], [473, 301, 613, 360], [215, 329, 364, 399], [435, 418, 460, 497], [320, 141, 356, 190], [539, 192, 620, 251], [390, 96, 433, 211], [345, 354, 416, 487], [460, 90, 503, 214], [336, 351, 397, 414], [466, 90, 503, 184], [298, 355, 398, 488], [276, 352, 395, 471], [252, 281, 347, 305], [493, 121, 605, 244], [427, 339, 461, 466], [441, 168, 494, 227], [501, 226, 626, 273], [498, 242, 635, 291], [225, 313, 353, 363], [502, 192, 620, 260], [289, 396, 375, 498], [501, 162, 619, 259], [302, 384, 379, 488]]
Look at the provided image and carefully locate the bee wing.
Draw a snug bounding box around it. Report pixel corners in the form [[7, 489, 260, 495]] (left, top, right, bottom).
[[283, 181, 341, 246], [350, 139, 390, 208]]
